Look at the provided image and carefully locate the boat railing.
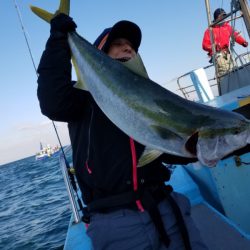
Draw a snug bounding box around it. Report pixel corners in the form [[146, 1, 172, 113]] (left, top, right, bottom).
[[235, 51, 250, 66], [175, 64, 219, 103], [174, 51, 250, 103], [59, 146, 82, 224]]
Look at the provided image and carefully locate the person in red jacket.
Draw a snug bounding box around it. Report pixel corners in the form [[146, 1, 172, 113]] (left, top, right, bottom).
[[202, 8, 248, 76]]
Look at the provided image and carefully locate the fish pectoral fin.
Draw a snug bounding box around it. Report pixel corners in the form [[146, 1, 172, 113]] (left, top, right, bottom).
[[185, 131, 198, 156], [30, 0, 70, 23], [137, 148, 163, 167], [72, 57, 87, 90]]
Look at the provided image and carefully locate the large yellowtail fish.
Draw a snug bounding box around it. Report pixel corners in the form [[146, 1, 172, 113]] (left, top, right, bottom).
[[31, 0, 250, 167]]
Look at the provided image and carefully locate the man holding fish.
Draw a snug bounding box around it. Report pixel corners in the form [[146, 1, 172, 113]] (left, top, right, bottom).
[[37, 12, 208, 250]]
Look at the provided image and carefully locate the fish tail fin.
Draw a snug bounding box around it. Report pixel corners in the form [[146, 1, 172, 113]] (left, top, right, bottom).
[[30, 6, 53, 23], [30, 0, 70, 23], [58, 0, 70, 15], [30, 1, 86, 89]]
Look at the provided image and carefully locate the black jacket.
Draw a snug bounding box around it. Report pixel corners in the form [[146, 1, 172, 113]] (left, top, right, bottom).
[[37, 31, 195, 205]]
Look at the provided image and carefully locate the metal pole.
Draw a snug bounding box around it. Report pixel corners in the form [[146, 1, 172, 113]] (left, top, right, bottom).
[[59, 153, 81, 223], [204, 0, 220, 93], [239, 0, 250, 38]]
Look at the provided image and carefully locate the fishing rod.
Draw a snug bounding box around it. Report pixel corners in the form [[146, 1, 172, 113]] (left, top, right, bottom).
[[13, 0, 85, 223], [13, 0, 68, 162]]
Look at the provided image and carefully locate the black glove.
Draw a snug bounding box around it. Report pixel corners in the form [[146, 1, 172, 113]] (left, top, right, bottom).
[[50, 13, 77, 34], [242, 41, 248, 47]]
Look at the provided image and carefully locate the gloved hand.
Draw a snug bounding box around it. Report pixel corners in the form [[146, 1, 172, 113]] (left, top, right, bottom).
[[50, 13, 77, 34], [242, 41, 248, 47]]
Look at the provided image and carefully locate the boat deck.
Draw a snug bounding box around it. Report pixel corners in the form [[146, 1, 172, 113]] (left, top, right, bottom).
[[64, 166, 250, 249], [192, 203, 250, 250], [64, 200, 250, 250]]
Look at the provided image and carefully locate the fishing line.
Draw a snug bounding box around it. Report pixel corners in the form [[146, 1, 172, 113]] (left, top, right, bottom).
[[13, 0, 68, 163], [13, 0, 37, 76], [14, 0, 86, 221]]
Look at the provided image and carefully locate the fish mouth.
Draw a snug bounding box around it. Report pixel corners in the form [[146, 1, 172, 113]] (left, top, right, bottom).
[[185, 132, 198, 156]]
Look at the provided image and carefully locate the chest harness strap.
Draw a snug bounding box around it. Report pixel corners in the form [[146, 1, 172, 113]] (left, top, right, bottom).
[[129, 137, 192, 249], [87, 137, 192, 249], [129, 137, 171, 247]]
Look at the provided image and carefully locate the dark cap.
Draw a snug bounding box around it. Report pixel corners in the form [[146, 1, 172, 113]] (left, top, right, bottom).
[[93, 20, 142, 53], [213, 8, 226, 21]]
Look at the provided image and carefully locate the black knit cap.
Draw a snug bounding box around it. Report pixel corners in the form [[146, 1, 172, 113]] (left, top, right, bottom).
[[93, 20, 142, 53], [213, 8, 226, 21]]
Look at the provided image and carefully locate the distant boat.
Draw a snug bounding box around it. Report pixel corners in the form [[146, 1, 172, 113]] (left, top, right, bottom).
[[35, 142, 60, 160]]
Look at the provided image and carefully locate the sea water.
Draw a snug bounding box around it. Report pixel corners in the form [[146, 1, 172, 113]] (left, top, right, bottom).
[[0, 149, 72, 250]]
